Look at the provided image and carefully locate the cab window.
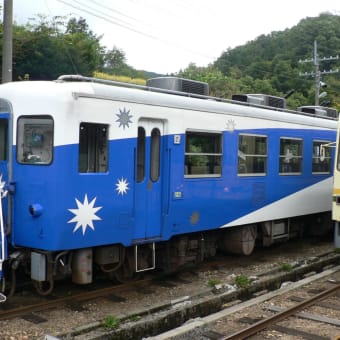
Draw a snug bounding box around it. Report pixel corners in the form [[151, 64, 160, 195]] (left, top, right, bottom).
[[17, 116, 53, 164]]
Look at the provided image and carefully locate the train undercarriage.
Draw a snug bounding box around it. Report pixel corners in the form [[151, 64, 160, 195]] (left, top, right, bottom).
[[3, 212, 332, 298]]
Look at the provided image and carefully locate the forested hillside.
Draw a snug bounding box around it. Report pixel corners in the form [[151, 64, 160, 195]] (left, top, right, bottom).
[[0, 12, 339, 110], [180, 13, 340, 110]]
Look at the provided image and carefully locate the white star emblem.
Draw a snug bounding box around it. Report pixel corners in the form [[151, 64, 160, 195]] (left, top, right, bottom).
[[68, 194, 102, 235], [115, 177, 129, 195], [0, 174, 7, 199], [226, 119, 236, 131]]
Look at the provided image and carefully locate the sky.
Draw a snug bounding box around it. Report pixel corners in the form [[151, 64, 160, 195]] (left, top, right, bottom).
[[12, 0, 340, 74]]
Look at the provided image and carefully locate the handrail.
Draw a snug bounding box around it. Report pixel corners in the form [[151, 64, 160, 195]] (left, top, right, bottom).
[[0, 175, 7, 302]]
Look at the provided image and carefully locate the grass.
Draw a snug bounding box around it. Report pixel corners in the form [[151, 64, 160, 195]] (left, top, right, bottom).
[[129, 314, 141, 322], [103, 315, 120, 329], [234, 274, 250, 288], [280, 262, 293, 272], [207, 278, 222, 287]]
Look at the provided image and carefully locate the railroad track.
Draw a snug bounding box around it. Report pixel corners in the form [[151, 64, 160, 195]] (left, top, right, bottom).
[[0, 277, 156, 320], [0, 242, 338, 339], [0, 267, 203, 321], [148, 263, 340, 340], [0, 249, 336, 322], [220, 282, 340, 339]]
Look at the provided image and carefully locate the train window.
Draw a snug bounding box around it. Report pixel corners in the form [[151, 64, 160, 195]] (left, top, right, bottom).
[[137, 127, 146, 182], [279, 138, 303, 174], [150, 128, 160, 182], [238, 134, 267, 175], [78, 123, 108, 173], [312, 140, 331, 174], [17, 116, 53, 165], [185, 131, 222, 177], [0, 119, 8, 161]]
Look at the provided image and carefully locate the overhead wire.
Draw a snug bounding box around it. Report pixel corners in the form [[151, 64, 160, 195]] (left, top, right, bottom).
[[56, 0, 216, 61], [88, 0, 145, 25], [71, 0, 134, 29], [52, 0, 340, 90]]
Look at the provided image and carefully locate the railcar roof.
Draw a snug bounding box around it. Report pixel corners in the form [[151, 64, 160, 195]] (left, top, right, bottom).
[[0, 79, 337, 130]]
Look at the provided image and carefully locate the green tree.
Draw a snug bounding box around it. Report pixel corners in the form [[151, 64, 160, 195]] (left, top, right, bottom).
[[213, 13, 340, 108], [12, 16, 103, 80], [103, 47, 126, 72]]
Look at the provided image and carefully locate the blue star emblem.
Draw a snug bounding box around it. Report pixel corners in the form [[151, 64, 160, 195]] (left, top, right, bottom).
[[116, 108, 133, 129]]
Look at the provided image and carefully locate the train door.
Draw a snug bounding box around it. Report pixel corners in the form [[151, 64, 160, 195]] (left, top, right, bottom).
[[0, 111, 10, 286], [0, 113, 10, 212], [0, 115, 9, 184], [134, 119, 164, 240]]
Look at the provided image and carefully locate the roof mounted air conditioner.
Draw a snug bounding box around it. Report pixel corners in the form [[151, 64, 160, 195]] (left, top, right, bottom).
[[298, 106, 338, 118], [147, 77, 209, 96], [232, 94, 286, 109]]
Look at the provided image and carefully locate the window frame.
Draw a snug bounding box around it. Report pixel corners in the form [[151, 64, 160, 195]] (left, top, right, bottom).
[[337, 134, 340, 172], [78, 122, 109, 173], [150, 128, 161, 182], [184, 130, 222, 178], [238, 133, 268, 176], [16, 115, 54, 165], [136, 127, 146, 182], [0, 118, 8, 161], [312, 139, 331, 174], [279, 137, 303, 175]]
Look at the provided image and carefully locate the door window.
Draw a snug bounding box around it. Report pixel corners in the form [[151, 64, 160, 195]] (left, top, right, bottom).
[[137, 127, 146, 182], [150, 128, 160, 182], [0, 119, 8, 161]]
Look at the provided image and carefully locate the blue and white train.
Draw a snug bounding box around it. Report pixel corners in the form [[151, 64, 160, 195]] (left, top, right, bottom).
[[0, 75, 337, 299]]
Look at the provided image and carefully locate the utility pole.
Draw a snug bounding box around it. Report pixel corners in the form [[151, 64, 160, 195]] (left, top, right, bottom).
[[299, 40, 339, 106], [2, 0, 13, 83]]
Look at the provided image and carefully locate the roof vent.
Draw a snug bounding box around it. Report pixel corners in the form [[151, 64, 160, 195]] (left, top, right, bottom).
[[232, 94, 286, 109], [146, 77, 209, 96], [298, 106, 338, 118]]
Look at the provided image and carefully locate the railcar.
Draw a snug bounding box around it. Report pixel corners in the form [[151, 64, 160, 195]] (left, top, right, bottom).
[[332, 113, 340, 247], [0, 75, 337, 299]]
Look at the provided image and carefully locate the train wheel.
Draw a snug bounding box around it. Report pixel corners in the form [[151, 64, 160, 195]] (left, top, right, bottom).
[[114, 265, 134, 283], [113, 249, 138, 283], [33, 278, 54, 296], [218, 224, 257, 255]]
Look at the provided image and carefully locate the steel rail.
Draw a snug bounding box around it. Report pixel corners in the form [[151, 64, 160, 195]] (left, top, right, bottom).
[[0, 277, 153, 321], [221, 283, 340, 340]]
